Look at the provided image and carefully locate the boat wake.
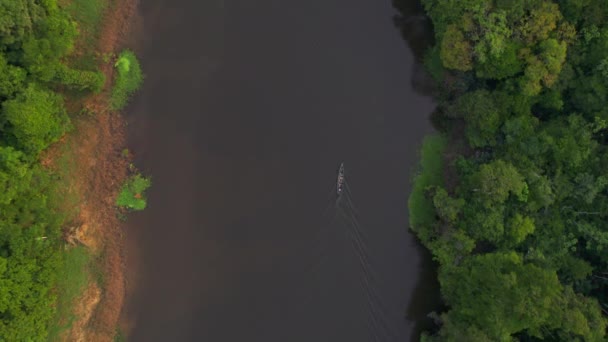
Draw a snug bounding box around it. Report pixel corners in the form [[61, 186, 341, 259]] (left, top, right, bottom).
[[303, 163, 397, 342]]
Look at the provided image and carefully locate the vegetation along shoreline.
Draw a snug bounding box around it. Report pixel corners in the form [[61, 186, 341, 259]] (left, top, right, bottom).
[[407, 0, 608, 340], [0, 0, 146, 340]]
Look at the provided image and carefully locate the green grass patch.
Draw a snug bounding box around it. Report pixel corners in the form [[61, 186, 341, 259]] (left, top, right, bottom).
[[110, 50, 144, 110], [48, 140, 81, 223], [408, 134, 447, 236], [116, 174, 151, 211], [68, 0, 108, 33], [47, 246, 91, 341]]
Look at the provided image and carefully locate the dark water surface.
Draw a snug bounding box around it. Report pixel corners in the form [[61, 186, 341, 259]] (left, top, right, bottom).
[[125, 0, 438, 340]]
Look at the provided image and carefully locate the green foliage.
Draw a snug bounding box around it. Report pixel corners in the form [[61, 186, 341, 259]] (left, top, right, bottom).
[[505, 213, 535, 245], [517, 1, 562, 43], [429, 229, 475, 266], [54, 63, 106, 93], [0, 54, 26, 99], [66, 0, 109, 71], [0, 0, 115, 338], [473, 159, 527, 206], [554, 286, 608, 341], [21, 5, 78, 82], [454, 90, 502, 147], [520, 38, 568, 96], [117, 174, 151, 211], [47, 246, 91, 340], [460, 203, 506, 243], [432, 187, 464, 224], [0, 165, 63, 341], [474, 10, 512, 63], [3, 84, 71, 155], [110, 50, 143, 110], [68, 0, 108, 36], [476, 41, 523, 79], [0, 147, 32, 205], [439, 252, 562, 340], [440, 25, 473, 71], [408, 135, 446, 242], [408, 0, 608, 340], [0, 1, 44, 46]]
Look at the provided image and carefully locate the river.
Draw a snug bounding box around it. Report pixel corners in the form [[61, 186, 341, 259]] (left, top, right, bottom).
[[124, 0, 438, 340]]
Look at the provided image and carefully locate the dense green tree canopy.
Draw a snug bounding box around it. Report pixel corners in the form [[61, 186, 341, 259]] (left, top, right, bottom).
[[0, 0, 106, 339], [409, 0, 608, 340], [3, 84, 70, 155]]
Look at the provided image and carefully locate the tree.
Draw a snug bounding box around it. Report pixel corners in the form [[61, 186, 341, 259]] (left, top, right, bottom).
[[20, 2, 77, 81], [440, 24, 473, 71], [3, 84, 71, 155], [426, 312, 494, 341], [0, 55, 26, 99], [520, 39, 568, 96], [517, 1, 562, 44], [476, 41, 523, 79], [0, 0, 44, 46], [439, 252, 562, 340], [0, 147, 31, 206], [525, 172, 555, 211], [452, 90, 503, 148], [539, 38, 568, 87], [472, 159, 527, 206], [474, 10, 512, 64], [506, 213, 535, 245], [572, 173, 607, 204], [429, 229, 475, 266], [553, 286, 608, 341], [413, 1, 608, 341], [432, 187, 465, 223], [544, 115, 598, 174], [501, 114, 543, 167]]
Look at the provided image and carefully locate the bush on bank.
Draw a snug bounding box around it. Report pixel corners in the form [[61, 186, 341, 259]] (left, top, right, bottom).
[[116, 173, 151, 211], [111, 49, 144, 110]]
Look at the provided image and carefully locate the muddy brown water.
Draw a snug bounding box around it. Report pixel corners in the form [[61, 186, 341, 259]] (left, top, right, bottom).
[[124, 0, 439, 340]]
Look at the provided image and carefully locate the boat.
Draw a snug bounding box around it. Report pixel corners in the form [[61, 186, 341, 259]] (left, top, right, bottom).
[[337, 162, 345, 195]]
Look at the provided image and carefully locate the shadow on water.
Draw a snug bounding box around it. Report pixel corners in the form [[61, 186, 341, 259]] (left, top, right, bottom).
[[405, 239, 445, 341], [391, 0, 445, 339], [391, 0, 434, 62], [392, 0, 437, 96]]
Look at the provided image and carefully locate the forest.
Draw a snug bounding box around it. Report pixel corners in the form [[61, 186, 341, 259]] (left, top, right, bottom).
[[409, 0, 608, 340], [0, 0, 111, 339]]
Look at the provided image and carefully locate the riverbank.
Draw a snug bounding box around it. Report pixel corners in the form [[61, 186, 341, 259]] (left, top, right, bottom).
[[44, 0, 139, 340]]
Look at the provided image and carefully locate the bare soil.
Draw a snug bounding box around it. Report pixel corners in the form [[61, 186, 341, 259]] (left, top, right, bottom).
[[43, 0, 139, 340]]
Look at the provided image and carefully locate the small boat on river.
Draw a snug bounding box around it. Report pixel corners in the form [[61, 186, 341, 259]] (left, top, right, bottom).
[[337, 162, 345, 195]]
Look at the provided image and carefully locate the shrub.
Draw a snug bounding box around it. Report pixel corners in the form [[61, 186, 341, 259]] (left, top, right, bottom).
[[110, 50, 143, 110], [55, 63, 106, 92], [408, 134, 447, 242], [116, 174, 151, 210]]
